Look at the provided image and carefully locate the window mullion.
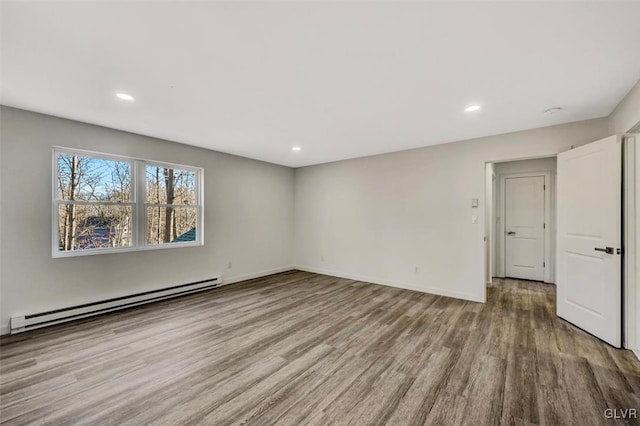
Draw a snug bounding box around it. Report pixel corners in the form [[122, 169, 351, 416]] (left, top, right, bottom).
[[144, 203, 201, 208], [54, 200, 136, 206], [198, 169, 203, 245], [135, 160, 147, 248]]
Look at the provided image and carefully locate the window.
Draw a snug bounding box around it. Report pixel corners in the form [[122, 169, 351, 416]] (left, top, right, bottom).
[[145, 164, 198, 245], [53, 148, 203, 257]]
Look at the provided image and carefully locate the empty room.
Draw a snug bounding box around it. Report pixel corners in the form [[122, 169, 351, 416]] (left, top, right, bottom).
[[1, 1, 640, 425]]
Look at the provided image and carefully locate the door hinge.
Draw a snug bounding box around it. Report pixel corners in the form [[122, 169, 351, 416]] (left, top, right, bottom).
[[543, 261, 546, 268], [543, 184, 546, 190], [543, 223, 546, 229]]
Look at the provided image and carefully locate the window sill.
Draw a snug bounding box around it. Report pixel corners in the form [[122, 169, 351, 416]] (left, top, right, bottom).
[[52, 241, 204, 258]]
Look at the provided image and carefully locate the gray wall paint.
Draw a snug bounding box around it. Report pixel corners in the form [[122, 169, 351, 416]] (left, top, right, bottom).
[[493, 157, 557, 176], [293, 118, 609, 303], [609, 79, 640, 134], [0, 106, 295, 334]]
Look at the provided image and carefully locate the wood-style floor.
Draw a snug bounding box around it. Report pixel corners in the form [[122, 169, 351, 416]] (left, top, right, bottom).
[[0, 271, 639, 425]]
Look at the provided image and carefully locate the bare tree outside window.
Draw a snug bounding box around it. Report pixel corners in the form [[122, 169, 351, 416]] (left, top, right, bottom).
[[53, 148, 203, 257], [56, 153, 132, 251], [145, 165, 197, 244]]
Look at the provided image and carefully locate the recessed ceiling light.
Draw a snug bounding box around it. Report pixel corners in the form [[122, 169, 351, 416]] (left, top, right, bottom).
[[291, 146, 302, 152], [115, 93, 135, 101], [543, 107, 562, 115], [465, 105, 481, 112]]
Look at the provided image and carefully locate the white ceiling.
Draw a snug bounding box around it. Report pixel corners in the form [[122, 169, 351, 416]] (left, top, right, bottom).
[[2, 1, 639, 167]]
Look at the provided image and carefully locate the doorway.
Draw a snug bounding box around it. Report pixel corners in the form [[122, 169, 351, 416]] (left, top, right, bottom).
[[485, 136, 637, 350], [488, 157, 557, 284]]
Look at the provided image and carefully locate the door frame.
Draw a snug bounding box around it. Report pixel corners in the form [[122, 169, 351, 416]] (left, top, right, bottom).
[[492, 173, 499, 277], [623, 132, 638, 355], [499, 171, 553, 283], [485, 164, 496, 284]]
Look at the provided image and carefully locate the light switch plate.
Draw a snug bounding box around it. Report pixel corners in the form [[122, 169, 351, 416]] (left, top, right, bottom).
[[471, 198, 479, 208]]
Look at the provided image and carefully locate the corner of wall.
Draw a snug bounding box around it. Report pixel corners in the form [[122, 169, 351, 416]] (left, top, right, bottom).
[[608, 79, 640, 134], [290, 167, 300, 268], [294, 264, 485, 304]]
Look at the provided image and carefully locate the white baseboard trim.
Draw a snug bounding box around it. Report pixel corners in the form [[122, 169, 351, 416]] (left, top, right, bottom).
[[0, 324, 9, 336], [294, 265, 484, 303], [633, 348, 640, 361], [222, 265, 295, 286]]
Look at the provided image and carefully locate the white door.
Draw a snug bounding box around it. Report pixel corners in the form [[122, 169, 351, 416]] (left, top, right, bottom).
[[505, 176, 546, 281], [557, 135, 622, 347]]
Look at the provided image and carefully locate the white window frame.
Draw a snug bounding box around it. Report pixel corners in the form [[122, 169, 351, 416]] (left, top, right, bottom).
[[52, 147, 204, 258]]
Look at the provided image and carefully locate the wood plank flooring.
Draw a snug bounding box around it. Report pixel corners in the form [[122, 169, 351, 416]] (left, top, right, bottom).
[[1, 271, 639, 425]]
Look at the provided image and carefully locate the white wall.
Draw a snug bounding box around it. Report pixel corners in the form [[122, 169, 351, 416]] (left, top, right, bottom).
[[609, 79, 640, 135], [0, 107, 295, 335], [293, 118, 609, 303], [493, 157, 557, 282]]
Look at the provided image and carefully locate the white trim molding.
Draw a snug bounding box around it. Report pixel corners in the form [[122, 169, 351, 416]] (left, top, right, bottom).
[[294, 265, 484, 303]]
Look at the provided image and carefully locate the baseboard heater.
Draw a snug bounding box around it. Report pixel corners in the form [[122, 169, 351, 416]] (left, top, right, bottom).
[[10, 275, 223, 334]]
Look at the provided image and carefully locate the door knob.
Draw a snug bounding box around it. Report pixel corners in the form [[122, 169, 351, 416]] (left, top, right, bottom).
[[507, 231, 516, 235], [594, 247, 614, 254]]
